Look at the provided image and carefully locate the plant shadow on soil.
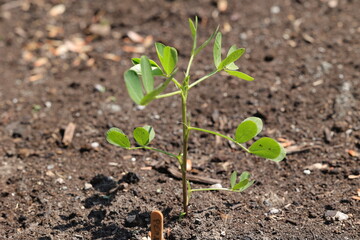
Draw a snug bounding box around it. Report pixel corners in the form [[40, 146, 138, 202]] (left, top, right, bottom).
[[52, 173, 175, 240]]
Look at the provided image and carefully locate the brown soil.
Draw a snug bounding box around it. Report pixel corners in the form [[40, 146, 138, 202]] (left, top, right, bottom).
[[0, 0, 359, 239]]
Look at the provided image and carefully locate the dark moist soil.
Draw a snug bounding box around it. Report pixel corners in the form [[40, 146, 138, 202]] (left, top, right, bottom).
[[0, 0, 359, 239]]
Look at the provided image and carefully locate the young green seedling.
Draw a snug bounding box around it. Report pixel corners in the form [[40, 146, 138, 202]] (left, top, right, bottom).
[[106, 17, 286, 216]]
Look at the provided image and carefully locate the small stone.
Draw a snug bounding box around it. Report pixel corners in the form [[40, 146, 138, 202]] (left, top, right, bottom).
[[136, 105, 146, 110], [108, 104, 121, 112], [328, 0, 338, 8], [47, 164, 54, 170], [91, 142, 100, 149], [303, 169, 311, 175], [55, 178, 65, 184], [270, 6, 280, 14], [46, 171, 55, 177], [325, 210, 349, 221], [94, 84, 106, 93], [210, 183, 223, 189], [194, 218, 201, 225], [269, 208, 280, 214], [45, 101, 52, 108], [84, 183, 93, 190]]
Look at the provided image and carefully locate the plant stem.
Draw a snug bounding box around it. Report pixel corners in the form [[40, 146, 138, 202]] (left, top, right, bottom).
[[181, 92, 189, 215], [128, 146, 178, 159], [188, 70, 218, 89], [188, 126, 250, 152], [155, 90, 181, 99]]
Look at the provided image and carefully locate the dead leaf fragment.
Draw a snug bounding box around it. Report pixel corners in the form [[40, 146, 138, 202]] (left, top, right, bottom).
[[103, 53, 121, 62], [89, 24, 111, 36], [49, 4, 66, 17], [305, 163, 329, 170], [127, 31, 144, 43], [351, 196, 360, 201], [28, 74, 43, 82], [34, 58, 48, 67], [123, 45, 145, 53], [62, 122, 76, 146], [302, 33, 315, 43], [347, 149, 359, 157]]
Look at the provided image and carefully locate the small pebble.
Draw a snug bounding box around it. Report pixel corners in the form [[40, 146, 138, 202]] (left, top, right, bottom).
[[325, 210, 349, 221], [210, 183, 223, 189], [91, 142, 100, 149], [303, 169, 311, 175], [271, 6, 280, 14], [45, 101, 52, 108], [84, 183, 93, 190], [269, 208, 280, 214], [136, 105, 146, 110], [55, 178, 65, 184], [94, 84, 106, 93]]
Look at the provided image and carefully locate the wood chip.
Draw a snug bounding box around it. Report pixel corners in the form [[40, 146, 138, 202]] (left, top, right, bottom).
[[122, 45, 145, 53], [28, 74, 43, 82], [167, 166, 221, 185], [186, 159, 192, 171], [348, 175, 360, 179], [62, 122, 76, 146], [284, 145, 318, 154], [140, 167, 152, 170], [48, 4, 66, 17], [127, 31, 144, 43], [347, 149, 359, 157], [351, 196, 360, 201], [278, 138, 295, 148], [150, 210, 164, 240], [33, 57, 49, 67], [103, 53, 121, 62], [302, 33, 315, 43]]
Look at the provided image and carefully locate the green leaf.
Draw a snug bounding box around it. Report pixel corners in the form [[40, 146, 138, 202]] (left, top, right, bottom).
[[194, 25, 219, 56], [130, 64, 163, 76], [235, 117, 263, 143], [143, 125, 155, 143], [155, 42, 166, 63], [189, 18, 197, 41], [241, 180, 254, 192], [239, 171, 251, 182], [225, 45, 239, 70], [132, 58, 162, 70], [140, 74, 174, 105], [225, 70, 254, 81], [213, 32, 222, 68], [249, 137, 286, 162], [124, 70, 144, 105], [218, 48, 245, 70], [232, 179, 249, 191], [140, 56, 154, 93], [133, 127, 150, 146], [106, 128, 131, 148], [162, 46, 178, 75], [230, 171, 237, 189]]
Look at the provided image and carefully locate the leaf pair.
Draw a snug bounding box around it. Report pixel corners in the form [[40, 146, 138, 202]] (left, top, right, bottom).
[[106, 126, 155, 148], [235, 117, 286, 162], [213, 32, 254, 81], [188, 17, 219, 56], [230, 171, 254, 192], [125, 55, 174, 106], [155, 43, 178, 76]]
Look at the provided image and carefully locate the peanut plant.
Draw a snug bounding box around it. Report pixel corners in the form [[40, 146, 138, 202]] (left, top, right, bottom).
[[106, 17, 286, 216]]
